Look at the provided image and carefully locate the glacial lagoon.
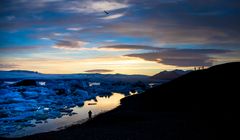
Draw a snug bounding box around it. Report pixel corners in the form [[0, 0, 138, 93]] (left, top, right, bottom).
[[1, 92, 128, 138]]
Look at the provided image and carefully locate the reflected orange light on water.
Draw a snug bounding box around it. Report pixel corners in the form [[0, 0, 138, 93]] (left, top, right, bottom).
[[10, 93, 126, 137]]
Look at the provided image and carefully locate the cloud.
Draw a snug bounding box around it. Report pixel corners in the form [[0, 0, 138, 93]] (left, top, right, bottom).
[[84, 69, 113, 73], [0, 64, 19, 69], [6, 16, 15, 21], [100, 13, 125, 20], [2, 0, 239, 47], [40, 0, 63, 2], [1, 0, 240, 70], [53, 40, 89, 50], [103, 20, 240, 46], [60, 1, 129, 13], [66, 27, 83, 31], [0, 46, 42, 52], [53, 43, 158, 52], [53, 32, 69, 36], [98, 45, 234, 67], [0, 0, 129, 31], [125, 48, 231, 67], [13, 0, 64, 9], [40, 37, 50, 40], [99, 44, 160, 50], [92, 0, 240, 47], [104, 40, 116, 42]]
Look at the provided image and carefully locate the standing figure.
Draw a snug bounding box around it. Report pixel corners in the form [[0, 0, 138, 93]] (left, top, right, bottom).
[[88, 110, 92, 119]]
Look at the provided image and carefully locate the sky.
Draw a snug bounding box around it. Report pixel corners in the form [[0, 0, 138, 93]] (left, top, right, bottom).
[[0, 0, 240, 75]]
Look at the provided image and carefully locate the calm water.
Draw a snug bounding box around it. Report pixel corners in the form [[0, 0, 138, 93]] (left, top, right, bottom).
[[9, 93, 126, 138]]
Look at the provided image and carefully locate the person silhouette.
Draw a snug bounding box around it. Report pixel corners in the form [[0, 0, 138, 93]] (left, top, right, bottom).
[[88, 110, 92, 119]]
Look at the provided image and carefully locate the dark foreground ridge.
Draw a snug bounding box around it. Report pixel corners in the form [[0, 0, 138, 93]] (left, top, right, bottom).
[[3, 62, 239, 140]]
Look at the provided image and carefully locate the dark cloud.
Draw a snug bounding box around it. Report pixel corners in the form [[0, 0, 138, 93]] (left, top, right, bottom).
[[0, 64, 19, 69], [95, 0, 240, 47], [0, 0, 128, 31], [0, 46, 42, 52], [99, 44, 160, 50], [0, 0, 240, 68], [99, 45, 234, 67], [102, 18, 240, 46], [1, 0, 240, 46], [125, 48, 231, 67], [84, 69, 113, 73], [53, 39, 88, 50]]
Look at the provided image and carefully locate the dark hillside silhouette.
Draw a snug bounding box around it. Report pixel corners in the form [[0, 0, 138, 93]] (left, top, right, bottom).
[[151, 70, 191, 80], [10, 62, 239, 140], [122, 62, 239, 112]]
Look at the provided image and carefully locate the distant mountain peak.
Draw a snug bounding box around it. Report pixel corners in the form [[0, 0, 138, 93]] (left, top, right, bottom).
[[151, 69, 191, 80], [8, 70, 39, 74]]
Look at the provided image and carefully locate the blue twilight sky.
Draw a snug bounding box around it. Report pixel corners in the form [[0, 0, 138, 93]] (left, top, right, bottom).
[[0, 0, 240, 75]]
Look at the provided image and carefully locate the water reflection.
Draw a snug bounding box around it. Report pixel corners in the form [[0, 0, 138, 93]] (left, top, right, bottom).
[[10, 93, 125, 137]]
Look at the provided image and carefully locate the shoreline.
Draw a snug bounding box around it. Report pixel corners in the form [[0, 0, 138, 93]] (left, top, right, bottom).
[[1, 93, 126, 139], [1, 62, 239, 140]]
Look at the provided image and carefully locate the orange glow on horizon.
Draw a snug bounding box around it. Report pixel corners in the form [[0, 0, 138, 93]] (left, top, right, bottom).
[[0, 56, 193, 76]]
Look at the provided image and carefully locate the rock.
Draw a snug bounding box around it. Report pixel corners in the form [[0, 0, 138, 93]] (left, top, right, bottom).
[[35, 120, 42, 124], [14, 80, 37, 87], [59, 108, 73, 113], [48, 110, 61, 119], [76, 101, 84, 106], [0, 111, 9, 118], [55, 88, 66, 95], [35, 110, 49, 120], [73, 89, 88, 98], [22, 91, 39, 99]]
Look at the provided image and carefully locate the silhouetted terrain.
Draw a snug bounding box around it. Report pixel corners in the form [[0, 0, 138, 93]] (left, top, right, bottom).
[[151, 69, 191, 80], [3, 62, 239, 140]]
